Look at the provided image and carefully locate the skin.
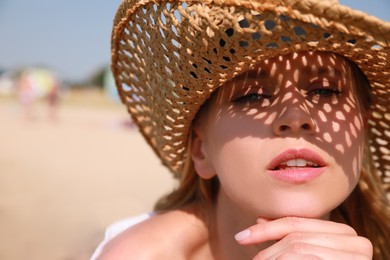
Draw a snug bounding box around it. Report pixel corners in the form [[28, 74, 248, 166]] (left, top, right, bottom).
[[192, 51, 372, 259], [97, 51, 373, 259]]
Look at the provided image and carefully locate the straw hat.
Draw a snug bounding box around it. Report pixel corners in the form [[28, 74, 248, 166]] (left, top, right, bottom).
[[111, 0, 390, 190]]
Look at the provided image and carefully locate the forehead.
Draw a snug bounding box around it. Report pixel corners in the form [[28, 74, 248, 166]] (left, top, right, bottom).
[[228, 51, 350, 83]]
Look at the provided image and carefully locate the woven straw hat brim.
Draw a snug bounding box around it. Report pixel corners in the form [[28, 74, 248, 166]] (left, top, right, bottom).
[[111, 0, 390, 191]]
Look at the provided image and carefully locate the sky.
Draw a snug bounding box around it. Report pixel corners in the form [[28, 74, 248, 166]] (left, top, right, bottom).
[[0, 0, 389, 82]]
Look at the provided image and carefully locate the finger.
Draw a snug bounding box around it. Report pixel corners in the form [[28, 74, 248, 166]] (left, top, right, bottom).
[[256, 233, 373, 259], [254, 242, 372, 260], [253, 252, 321, 260], [235, 217, 357, 244]]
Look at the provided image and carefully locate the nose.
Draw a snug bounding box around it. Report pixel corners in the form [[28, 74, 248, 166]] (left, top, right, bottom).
[[272, 104, 316, 136]]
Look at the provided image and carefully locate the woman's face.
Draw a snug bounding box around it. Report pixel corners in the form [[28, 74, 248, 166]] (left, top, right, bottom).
[[192, 51, 366, 219]]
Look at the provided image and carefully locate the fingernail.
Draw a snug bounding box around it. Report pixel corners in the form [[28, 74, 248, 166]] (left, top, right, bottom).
[[234, 229, 251, 241], [256, 218, 268, 224]]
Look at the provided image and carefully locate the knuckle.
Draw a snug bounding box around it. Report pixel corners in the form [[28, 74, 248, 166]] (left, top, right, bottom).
[[337, 223, 358, 235], [275, 253, 291, 260], [253, 250, 268, 260], [289, 242, 310, 253], [357, 236, 374, 256], [284, 232, 305, 244], [252, 252, 266, 260], [276, 253, 320, 260], [281, 216, 301, 227]]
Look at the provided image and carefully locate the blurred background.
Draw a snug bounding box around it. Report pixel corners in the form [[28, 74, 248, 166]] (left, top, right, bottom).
[[0, 1, 389, 259]]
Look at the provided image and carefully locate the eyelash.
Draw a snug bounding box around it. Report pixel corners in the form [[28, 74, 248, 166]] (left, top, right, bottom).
[[233, 93, 272, 104], [232, 86, 342, 104], [307, 87, 342, 97]]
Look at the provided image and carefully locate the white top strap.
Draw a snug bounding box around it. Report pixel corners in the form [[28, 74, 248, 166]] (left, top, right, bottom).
[[90, 212, 154, 260]]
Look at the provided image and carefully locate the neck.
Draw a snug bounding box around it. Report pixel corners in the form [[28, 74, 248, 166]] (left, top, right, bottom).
[[210, 189, 273, 260]]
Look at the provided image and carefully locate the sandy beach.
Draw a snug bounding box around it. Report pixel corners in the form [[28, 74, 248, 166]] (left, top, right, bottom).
[[0, 93, 175, 260]]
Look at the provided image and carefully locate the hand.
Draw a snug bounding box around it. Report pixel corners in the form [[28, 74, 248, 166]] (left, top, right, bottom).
[[235, 217, 373, 260]]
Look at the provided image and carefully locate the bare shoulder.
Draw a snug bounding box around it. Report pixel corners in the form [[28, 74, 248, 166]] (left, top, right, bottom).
[[97, 210, 210, 260]]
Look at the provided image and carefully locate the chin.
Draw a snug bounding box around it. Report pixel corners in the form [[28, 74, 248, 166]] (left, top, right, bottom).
[[263, 207, 332, 220], [259, 195, 345, 220]]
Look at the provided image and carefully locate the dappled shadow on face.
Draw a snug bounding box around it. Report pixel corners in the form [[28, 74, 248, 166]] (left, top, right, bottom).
[[207, 51, 366, 188]]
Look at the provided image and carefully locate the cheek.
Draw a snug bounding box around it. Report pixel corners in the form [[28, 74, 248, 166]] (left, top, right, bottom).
[[345, 114, 365, 180], [204, 117, 266, 177], [316, 106, 365, 188]]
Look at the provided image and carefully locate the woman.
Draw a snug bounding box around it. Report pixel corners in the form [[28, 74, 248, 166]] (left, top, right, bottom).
[[93, 0, 390, 259]]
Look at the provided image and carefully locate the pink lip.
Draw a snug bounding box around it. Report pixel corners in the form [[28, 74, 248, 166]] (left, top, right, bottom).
[[267, 148, 326, 184]]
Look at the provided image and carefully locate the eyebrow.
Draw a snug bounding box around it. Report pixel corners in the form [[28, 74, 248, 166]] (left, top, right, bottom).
[[231, 68, 270, 82], [230, 64, 344, 84], [301, 66, 343, 77]]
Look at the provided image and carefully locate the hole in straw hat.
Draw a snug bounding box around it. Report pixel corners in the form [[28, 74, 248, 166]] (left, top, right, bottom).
[[266, 42, 278, 49], [371, 44, 382, 50], [173, 141, 183, 147], [252, 11, 262, 20], [203, 57, 212, 64], [171, 38, 180, 47], [265, 19, 276, 30], [323, 32, 331, 39], [171, 24, 179, 37], [204, 67, 211, 73], [219, 39, 226, 47], [239, 41, 249, 48], [124, 27, 130, 36], [161, 43, 169, 52], [279, 14, 290, 22], [379, 121, 389, 129], [166, 114, 175, 123], [239, 19, 250, 28], [294, 26, 307, 37], [149, 14, 156, 26], [159, 27, 166, 38], [281, 35, 292, 42], [225, 28, 234, 37], [121, 83, 132, 92], [223, 56, 231, 62], [174, 9, 181, 23], [376, 138, 389, 146], [131, 93, 142, 102], [127, 39, 135, 49], [230, 49, 236, 54], [165, 66, 172, 76], [163, 135, 172, 141], [252, 32, 261, 40], [379, 146, 390, 154], [190, 71, 198, 78], [385, 130, 390, 138], [347, 39, 357, 44], [171, 50, 179, 60], [145, 31, 151, 40], [181, 2, 188, 9], [160, 12, 167, 25]]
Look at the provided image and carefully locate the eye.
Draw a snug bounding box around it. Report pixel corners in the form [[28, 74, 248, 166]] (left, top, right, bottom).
[[233, 93, 272, 104], [307, 87, 341, 98], [306, 79, 342, 99]]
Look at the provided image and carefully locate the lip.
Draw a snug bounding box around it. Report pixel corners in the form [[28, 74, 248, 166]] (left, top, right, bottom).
[[267, 148, 326, 184]]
